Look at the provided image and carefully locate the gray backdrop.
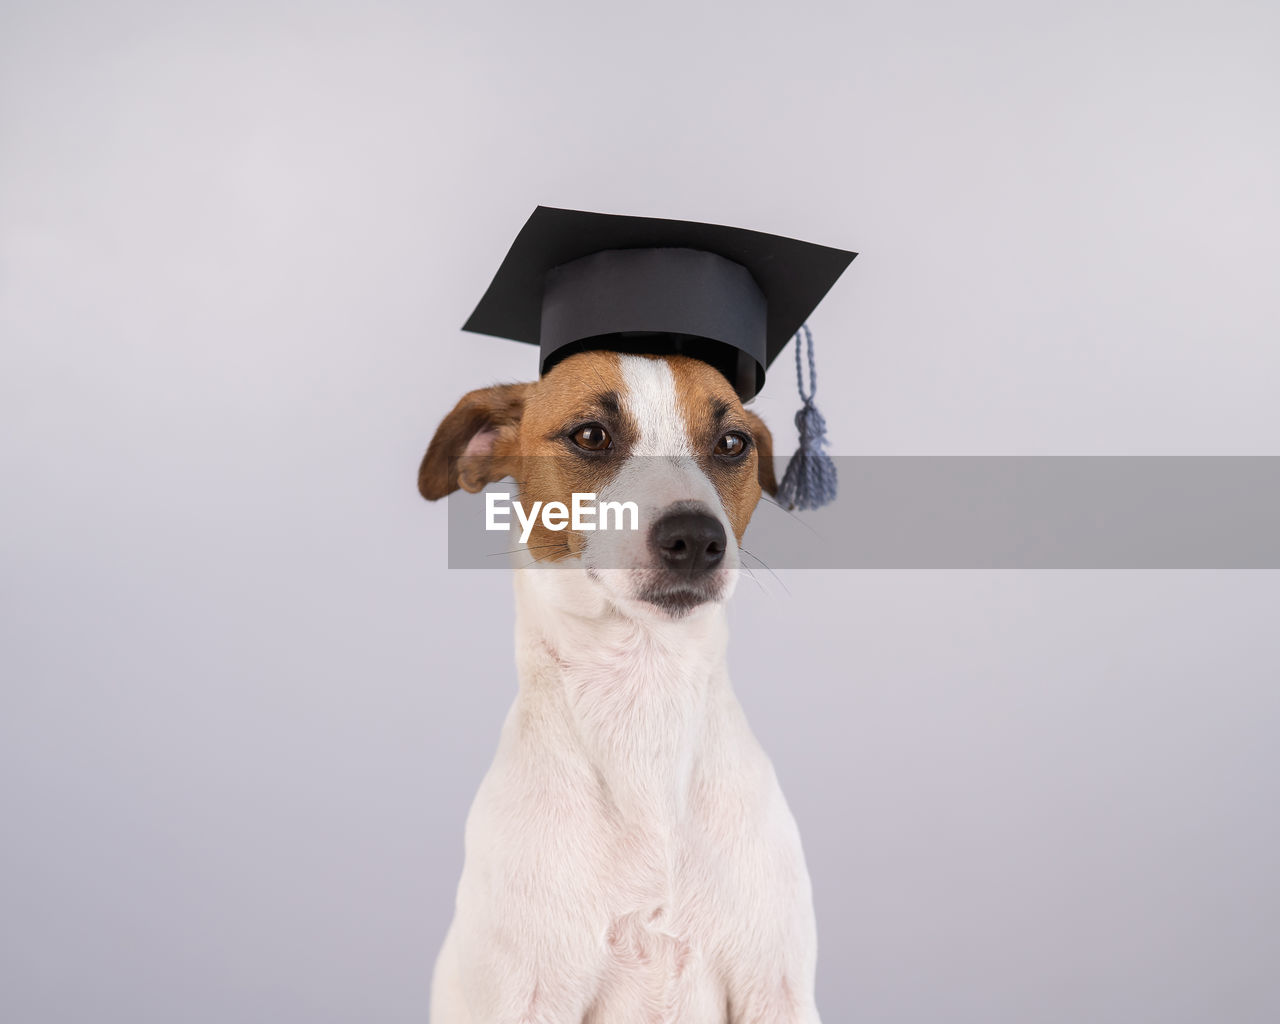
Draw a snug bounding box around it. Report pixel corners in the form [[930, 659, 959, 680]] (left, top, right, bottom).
[[3, 1, 1278, 1021]]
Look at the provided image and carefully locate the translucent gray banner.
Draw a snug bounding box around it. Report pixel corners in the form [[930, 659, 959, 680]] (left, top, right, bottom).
[[444, 457, 1280, 569]]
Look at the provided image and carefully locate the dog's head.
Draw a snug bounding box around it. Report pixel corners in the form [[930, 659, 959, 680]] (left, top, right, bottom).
[[419, 351, 777, 620]]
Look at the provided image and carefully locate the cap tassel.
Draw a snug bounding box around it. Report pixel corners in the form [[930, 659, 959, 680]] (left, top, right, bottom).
[[776, 324, 838, 511]]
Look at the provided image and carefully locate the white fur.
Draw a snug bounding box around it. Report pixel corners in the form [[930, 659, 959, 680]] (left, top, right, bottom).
[[619, 357, 693, 457], [431, 357, 821, 1024]]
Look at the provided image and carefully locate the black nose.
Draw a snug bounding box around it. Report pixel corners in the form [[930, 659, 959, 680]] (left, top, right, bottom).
[[650, 510, 727, 576]]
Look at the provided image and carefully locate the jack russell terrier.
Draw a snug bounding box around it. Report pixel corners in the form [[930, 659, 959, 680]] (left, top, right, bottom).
[[418, 349, 823, 1024]]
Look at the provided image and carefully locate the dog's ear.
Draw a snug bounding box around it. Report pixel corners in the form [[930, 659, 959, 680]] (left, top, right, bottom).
[[418, 383, 531, 501], [743, 410, 778, 497]]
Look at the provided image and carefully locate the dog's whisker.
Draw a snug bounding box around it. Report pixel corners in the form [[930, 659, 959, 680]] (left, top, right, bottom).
[[483, 547, 566, 558], [739, 546, 791, 597], [483, 541, 572, 557], [757, 494, 823, 537], [738, 561, 766, 592]]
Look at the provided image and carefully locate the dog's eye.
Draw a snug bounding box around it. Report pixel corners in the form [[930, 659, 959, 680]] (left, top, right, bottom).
[[714, 432, 748, 458], [571, 423, 612, 451]]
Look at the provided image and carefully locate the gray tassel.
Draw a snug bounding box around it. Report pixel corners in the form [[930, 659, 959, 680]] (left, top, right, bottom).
[[777, 323, 838, 511]]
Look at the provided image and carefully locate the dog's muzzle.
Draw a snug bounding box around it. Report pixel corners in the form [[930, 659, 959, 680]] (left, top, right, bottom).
[[640, 507, 728, 613]]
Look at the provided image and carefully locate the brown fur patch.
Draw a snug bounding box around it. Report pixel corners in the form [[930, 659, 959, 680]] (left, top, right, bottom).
[[509, 352, 634, 560], [419, 352, 635, 561]]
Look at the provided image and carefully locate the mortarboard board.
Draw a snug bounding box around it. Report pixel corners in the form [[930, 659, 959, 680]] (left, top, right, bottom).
[[462, 206, 856, 401]]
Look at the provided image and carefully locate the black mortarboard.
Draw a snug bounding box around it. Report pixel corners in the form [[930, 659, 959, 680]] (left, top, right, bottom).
[[462, 206, 856, 401]]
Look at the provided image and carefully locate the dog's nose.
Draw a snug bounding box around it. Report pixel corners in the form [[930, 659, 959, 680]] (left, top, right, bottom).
[[650, 510, 727, 576]]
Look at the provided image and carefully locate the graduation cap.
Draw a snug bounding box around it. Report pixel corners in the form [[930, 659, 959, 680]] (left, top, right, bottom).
[[462, 206, 856, 509]]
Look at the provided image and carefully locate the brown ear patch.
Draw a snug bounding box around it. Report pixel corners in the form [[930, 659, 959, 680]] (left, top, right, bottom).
[[743, 409, 777, 497], [418, 382, 530, 500]]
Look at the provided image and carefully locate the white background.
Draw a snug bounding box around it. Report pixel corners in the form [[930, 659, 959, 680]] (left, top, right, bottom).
[[3, 1, 1279, 1021]]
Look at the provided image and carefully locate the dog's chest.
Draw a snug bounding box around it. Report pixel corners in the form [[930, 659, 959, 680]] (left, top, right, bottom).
[[590, 815, 728, 1021]]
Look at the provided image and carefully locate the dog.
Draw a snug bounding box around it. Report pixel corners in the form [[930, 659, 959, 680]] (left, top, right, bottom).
[[419, 349, 822, 1024]]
